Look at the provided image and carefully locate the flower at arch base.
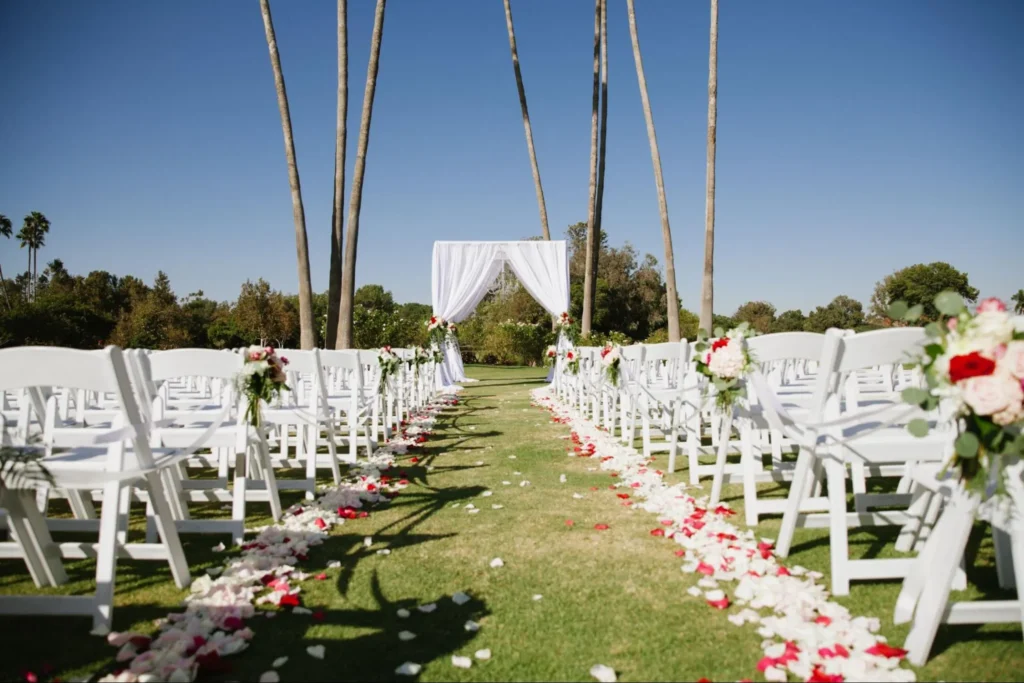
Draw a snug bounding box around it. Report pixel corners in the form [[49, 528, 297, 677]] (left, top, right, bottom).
[[694, 323, 755, 410], [555, 311, 578, 343], [899, 291, 1024, 496], [426, 316, 448, 347]]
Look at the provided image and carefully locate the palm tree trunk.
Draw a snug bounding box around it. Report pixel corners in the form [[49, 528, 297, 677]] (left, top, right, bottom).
[[338, 0, 387, 349], [327, 0, 349, 349], [502, 0, 550, 241], [26, 248, 32, 300], [593, 0, 608, 310], [33, 247, 38, 300], [260, 0, 316, 350], [699, 0, 719, 335], [0, 263, 10, 309], [626, 0, 680, 341], [581, 0, 601, 338]]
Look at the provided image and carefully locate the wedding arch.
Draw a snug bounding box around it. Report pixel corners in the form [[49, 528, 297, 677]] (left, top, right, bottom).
[[431, 240, 570, 386]]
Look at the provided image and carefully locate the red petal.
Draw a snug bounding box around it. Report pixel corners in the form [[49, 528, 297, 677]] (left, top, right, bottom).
[[815, 615, 832, 626], [312, 610, 326, 621], [594, 524, 609, 531], [706, 597, 730, 609], [674, 549, 686, 557], [314, 518, 327, 530], [315, 573, 328, 580], [616, 493, 630, 499], [696, 562, 715, 576], [650, 528, 665, 537], [565, 520, 575, 526], [865, 643, 907, 659], [279, 594, 301, 608]]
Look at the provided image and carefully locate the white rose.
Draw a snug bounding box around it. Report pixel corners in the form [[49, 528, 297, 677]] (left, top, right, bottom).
[[968, 311, 1015, 346], [999, 341, 1024, 379], [708, 343, 746, 379], [961, 372, 1021, 417]]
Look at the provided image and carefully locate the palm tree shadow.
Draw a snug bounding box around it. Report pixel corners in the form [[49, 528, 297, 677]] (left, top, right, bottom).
[[231, 571, 489, 682]]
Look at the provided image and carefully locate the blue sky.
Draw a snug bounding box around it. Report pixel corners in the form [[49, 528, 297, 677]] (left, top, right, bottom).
[[1, 0, 1021, 315]]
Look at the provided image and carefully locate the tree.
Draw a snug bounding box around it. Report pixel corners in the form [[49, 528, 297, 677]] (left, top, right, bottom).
[[259, 0, 316, 349], [592, 0, 609, 325], [235, 278, 277, 346], [0, 214, 11, 308], [734, 300, 776, 334], [16, 212, 49, 301], [338, 0, 387, 348], [773, 309, 806, 332], [1012, 289, 1024, 315], [626, 0, 680, 341], [326, 0, 348, 349], [699, 0, 719, 334], [868, 262, 979, 322], [502, 0, 550, 240], [679, 307, 700, 340], [581, 0, 601, 337], [805, 295, 865, 332]]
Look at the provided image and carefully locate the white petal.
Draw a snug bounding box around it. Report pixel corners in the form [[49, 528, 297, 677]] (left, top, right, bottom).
[[532, 594, 543, 601], [502, 481, 512, 485], [490, 557, 504, 568], [590, 664, 617, 683], [395, 662, 422, 676], [560, 474, 567, 483], [492, 504, 504, 509], [272, 657, 288, 668], [327, 560, 342, 568], [573, 493, 585, 499], [475, 461, 484, 466], [293, 606, 312, 615], [452, 655, 473, 669], [397, 608, 411, 618], [482, 491, 493, 497], [398, 630, 417, 641], [306, 645, 325, 660], [452, 591, 471, 605], [377, 549, 391, 555], [212, 542, 226, 552], [508, 455, 517, 459], [468, 509, 481, 514], [475, 648, 492, 660], [417, 603, 437, 613], [464, 620, 480, 632], [364, 536, 373, 547], [259, 673, 280, 683]]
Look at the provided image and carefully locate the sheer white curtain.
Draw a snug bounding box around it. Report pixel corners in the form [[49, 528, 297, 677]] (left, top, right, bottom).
[[431, 241, 570, 387]]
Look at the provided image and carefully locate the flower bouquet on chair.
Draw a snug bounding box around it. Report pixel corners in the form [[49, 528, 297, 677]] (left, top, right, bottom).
[[378, 346, 401, 393], [238, 346, 290, 429], [565, 349, 580, 375], [694, 323, 755, 410], [600, 342, 622, 386], [543, 345, 558, 368], [898, 293, 1024, 497], [555, 311, 578, 344], [426, 316, 448, 348]]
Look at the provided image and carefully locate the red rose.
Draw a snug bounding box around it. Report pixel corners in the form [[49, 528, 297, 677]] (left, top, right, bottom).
[[948, 352, 996, 383], [711, 338, 729, 351]]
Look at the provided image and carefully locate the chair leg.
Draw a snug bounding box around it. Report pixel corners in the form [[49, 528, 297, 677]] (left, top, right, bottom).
[[91, 481, 123, 635], [775, 449, 816, 558], [0, 488, 66, 588], [232, 451, 247, 546], [742, 423, 760, 528], [709, 412, 733, 506], [902, 499, 976, 666], [894, 496, 957, 623], [826, 458, 851, 596], [142, 472, 191, 590]]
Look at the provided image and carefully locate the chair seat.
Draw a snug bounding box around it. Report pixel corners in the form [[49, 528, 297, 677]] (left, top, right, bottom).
[[39, 447, 188, 488]]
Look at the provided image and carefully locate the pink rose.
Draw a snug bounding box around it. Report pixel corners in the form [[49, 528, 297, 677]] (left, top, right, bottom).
[[999, 341, 1024, 379], [946, 317, 958, 331], [961, 372, 1022, 417], [280, 356, 289, 365], [249, 351, 262, 361], [977, 297, 1007, 313]]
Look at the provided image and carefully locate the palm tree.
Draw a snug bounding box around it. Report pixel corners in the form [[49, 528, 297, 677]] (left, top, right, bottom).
[[1012, 289, 1024, 315], [502, 0, 550, 241], [0, 214, 12, 308], [626, 0, 680, 341], [593, 0, 608, 310], [16, 212, 49, 302], [259, 0, 316, 349], [326, 0, 348, 349], [699, 0, 719, 334], [581, 0, 601, 337], [337, 0, 387, 348]]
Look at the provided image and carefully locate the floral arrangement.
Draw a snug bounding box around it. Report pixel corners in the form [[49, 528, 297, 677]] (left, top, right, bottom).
[[378, 345, 401, 392], [412, 345, 431, 366], [897, 293, 1024, 495], [426, 316, 448, 347], [446, 321, 459, 346], [555, 311, 578, 344], [238, 346, 290, 428], [565, 349, 580, 376], [543, 345, 558, 367], [600, 342, 622, 386], [695, 323, 756, 410]]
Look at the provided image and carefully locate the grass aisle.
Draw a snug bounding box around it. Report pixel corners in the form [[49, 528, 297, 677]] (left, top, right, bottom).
[[2, 365, 1022, 681]]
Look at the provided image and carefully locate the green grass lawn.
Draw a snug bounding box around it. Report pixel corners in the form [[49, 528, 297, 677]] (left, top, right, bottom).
[[1, 365, 1021, 681]]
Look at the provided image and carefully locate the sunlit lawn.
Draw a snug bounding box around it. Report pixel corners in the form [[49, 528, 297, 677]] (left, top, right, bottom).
[[1, 365, 1021, 681]]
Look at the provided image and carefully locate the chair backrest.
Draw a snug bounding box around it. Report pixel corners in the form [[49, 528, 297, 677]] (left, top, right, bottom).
[[746, 332, 826, 363], [147, 348, 243, 382], [0, 346, 153, 463], [320, 349, 365, 392]]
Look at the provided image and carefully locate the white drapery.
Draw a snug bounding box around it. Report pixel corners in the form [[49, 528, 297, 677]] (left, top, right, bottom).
[[431, 240, 570, 385]]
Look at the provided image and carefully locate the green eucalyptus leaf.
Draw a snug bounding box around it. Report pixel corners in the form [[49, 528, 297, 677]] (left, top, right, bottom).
[[904, 304, 924, 322], [935, 291, 966, 316], [887, 301, 909, 319], [954, 431, 980, 458], [907, 418, 930, 438], [924, 322, 942, 338], [714, 327, 725, 338], [901, 387, 930, 406]]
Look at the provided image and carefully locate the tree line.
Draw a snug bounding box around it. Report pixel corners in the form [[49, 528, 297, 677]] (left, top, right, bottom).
[[5, 215, 1011, 362]]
